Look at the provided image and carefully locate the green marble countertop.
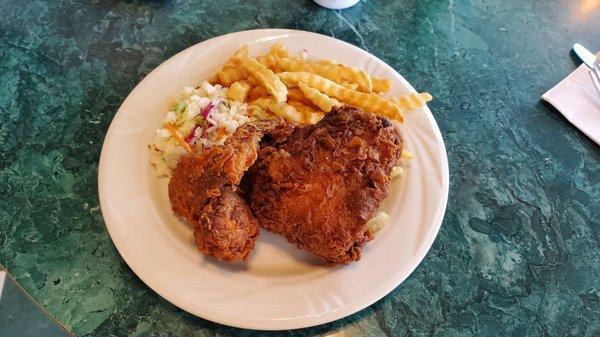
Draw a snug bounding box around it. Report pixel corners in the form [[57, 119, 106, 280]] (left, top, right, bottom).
[[1, 0, 599, 336]]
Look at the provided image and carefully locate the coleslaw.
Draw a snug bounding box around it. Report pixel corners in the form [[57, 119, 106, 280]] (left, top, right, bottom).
[[149, 81, 251, 176]]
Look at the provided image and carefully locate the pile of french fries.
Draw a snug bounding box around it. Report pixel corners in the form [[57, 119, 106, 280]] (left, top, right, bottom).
[[213, 43, 432, 125]]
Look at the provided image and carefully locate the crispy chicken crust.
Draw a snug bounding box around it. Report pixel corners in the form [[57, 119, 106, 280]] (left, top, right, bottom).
[[168, 118, 285, 261], [249, 106, 403, 264]]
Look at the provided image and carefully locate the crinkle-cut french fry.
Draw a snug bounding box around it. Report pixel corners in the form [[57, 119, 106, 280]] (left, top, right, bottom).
[[372, 78, 392, 93], [297, 82, 341, 112], [242, 57, 288, 103], [278, 58, 373, 92], [216, 46, 250, 86], [227, 81, 250, 102], [393, 92, 433, 112], [217, 66, 248, 86], [250, 97, 279, 120], [287, 100, 324, 124], [270, 102, 304, 124], [305, 110, 325, 125], [249, 104, 273, 119], [286, 88, 312, 105], [257, 54, 280, 72], [223, 45, 249, 68], [270, 43, 294, 59], [250, 97, 272, 110], [340, 82, 359, 90], [251, 97, 304, 124], [287, 100, 313, 114], [278, 72, 403, 122], [248, 85, 268, 101]]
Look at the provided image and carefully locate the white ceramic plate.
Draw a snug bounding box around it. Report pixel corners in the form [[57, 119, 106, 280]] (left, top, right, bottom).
[[98, 29, 449, 330]]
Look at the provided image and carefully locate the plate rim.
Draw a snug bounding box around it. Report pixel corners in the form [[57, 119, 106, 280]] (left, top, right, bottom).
[[98, 28, 449, 330]]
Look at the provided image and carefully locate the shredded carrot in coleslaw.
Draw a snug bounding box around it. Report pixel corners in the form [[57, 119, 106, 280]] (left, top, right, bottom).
[[164, 124, 192, 153]]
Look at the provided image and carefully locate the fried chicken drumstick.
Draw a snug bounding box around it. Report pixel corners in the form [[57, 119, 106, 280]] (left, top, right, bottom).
[[248, 106, 403, 264], [168, 118, 286, 261]]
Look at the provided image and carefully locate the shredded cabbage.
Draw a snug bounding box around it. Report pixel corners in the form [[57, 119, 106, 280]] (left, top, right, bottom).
[[149, 81, 250, 177], [367, 211, 390, 234]]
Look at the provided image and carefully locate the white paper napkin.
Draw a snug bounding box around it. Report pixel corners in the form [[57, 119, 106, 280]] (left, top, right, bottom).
[[0, 271, 6, 301], [542, 55, 600, 145]]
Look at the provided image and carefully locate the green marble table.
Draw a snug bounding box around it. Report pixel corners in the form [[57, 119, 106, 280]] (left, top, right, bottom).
[[1, 0, 599, 336]]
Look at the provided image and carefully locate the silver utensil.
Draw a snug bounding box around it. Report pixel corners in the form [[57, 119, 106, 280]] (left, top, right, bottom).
[[573, 43, 600, 96]]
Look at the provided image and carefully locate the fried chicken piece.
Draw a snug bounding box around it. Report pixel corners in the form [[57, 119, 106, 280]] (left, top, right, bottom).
[[194, 186, 259, 261], [169, 124, 262, 222], [240, 121, 296, 196], [169, 118, 287, 261], [249, 106, 403, 264]]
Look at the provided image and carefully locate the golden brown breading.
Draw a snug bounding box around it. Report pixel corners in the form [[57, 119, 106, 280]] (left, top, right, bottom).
[[194, 186, 259, 261], [169, 118, 287, 261], [249, 106, 403, 264]]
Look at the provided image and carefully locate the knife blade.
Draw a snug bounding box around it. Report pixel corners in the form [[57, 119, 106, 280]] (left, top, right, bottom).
[[573, 43, 599, 69]]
